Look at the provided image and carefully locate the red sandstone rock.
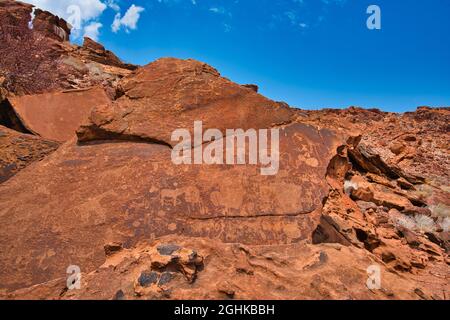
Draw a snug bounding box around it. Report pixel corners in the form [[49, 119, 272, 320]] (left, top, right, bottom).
[[77, 58, 294, 146], [0, 120, 342, 291], [1, 236, 447, 300], [81, 37, 137, 71], [32, 8, 71, 42], [0, 125, 59, 183], [8, 87, 111, 142]]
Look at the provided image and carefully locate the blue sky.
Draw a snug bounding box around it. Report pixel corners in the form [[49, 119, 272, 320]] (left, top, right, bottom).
[[27, 0, 450, 112]]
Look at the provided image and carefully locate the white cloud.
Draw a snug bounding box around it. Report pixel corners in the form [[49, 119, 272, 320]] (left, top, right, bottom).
[[209, 7, 225, 14], [111, 4, 145, 33], [84, 22, 102, 41], [24, 0, 107, 24], [111, 13, 122, 32], [106, 0, 120, 12], [23, 0, 107, 39], [223, 23, 231, 33]]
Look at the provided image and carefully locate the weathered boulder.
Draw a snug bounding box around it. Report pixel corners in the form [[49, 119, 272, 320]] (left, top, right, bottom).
[[7, 87, 111, 142], [77, 58, 294, 145], [81, 37, 137, 71]]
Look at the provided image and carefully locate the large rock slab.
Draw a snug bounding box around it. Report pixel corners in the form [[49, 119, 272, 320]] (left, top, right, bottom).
[[0, 122, 341, 290], [77, 58, 294, 146], [8, 87, 111, 142]]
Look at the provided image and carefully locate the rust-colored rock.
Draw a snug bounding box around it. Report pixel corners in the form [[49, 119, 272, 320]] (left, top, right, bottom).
[[312, 133, 449, 292], [0, 120, 341, 290], [0, 125, 59, 183], [81, 37, 137, 71], [7, 87, 111, 142], [32, 8, 71, 42], [2, 236, 448, 300], [296, 106, 449, 191], [77, 58, 294, 145]]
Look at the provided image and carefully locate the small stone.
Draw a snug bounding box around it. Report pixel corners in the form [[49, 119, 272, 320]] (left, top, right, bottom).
[[381, 288, 395, 297], [104, 242, 123, 256], [235, 266, 254, 275], [242, 84, 258, 92], [157, 244, 181, 256], [138, 271, 158, 287], [389, 141, 405, 155], [397, 178, 414, 190], [217, 281, 235, 298], [414, 288, 429, 300], [113, 289, 125, 300], [402, 206, 432, 217], [381, 251, 396, 263], [158, 272, 173, 286], [425, 232, 443, 247], [319, 251, 328, 263], [398, 227, 420, 247], [188, 250, 198, 262], [403, 135, 417, 142]]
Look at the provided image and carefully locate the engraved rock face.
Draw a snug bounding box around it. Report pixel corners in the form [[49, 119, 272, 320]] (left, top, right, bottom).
[[0, 120, 341, 290]]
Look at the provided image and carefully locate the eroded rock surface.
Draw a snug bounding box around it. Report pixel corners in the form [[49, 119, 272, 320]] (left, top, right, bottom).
[[77, 58, 294, 146], [0, 125, 59, 183], [2, 236, 448, 300], [0, 120, 341, 290]]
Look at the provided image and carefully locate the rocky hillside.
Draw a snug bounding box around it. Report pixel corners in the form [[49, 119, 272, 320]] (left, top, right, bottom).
[[0, 0, 448, 300]]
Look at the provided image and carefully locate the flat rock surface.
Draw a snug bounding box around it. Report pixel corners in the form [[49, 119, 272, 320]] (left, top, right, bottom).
[[8, 87, 111, 142]]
